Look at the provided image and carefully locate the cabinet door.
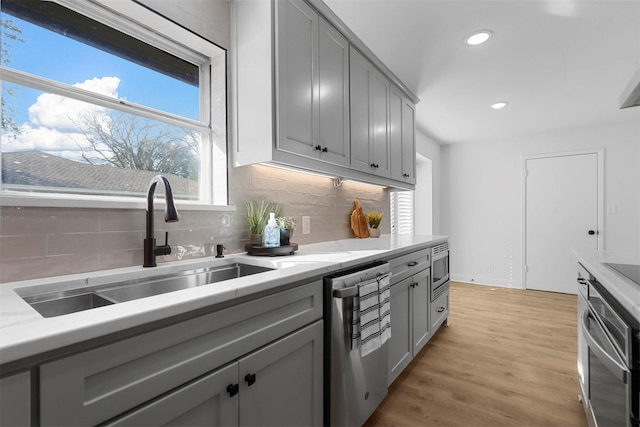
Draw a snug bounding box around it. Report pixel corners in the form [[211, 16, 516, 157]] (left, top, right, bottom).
[[388, 277, 413, 385], [411, 268, 431, 355], [390, 87, 416, 184], [0, 371, 30, 427], [389, 88, 404, 182], [401, 98, 416, 183], [370, 68, 391, 178], [349, 46, 372, 174], [238, 320, 323, 427], [106, 363, 239, 427], [318, 17, 350, 167], [276, 0, 319, 158]]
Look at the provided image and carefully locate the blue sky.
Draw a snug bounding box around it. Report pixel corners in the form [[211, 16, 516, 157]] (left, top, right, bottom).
[[3, 13, 200, 124]]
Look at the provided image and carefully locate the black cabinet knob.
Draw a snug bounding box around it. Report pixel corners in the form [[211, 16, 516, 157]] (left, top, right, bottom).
[[588, 230, 596, 235], [245, 373, 256, 386], [315, 145, 322, 151], [322, 147, 328, 152], [227, 383, 239, 397]]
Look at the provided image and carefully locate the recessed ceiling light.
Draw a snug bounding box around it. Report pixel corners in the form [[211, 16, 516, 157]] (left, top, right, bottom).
[[491, 101, 509, 110], [465, 30, 492, 46]]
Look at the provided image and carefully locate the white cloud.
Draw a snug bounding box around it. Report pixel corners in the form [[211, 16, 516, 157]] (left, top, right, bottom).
[[27, 76, 120, 131]]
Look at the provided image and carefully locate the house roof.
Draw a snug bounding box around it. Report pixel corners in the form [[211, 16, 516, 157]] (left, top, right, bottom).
[[1, 151, 198, 197]]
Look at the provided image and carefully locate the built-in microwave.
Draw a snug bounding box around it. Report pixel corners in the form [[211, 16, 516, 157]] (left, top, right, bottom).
[[431, 242, 449, 300]]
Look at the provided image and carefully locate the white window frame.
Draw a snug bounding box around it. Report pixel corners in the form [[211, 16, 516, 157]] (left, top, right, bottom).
[[0, 0, 230, 211]]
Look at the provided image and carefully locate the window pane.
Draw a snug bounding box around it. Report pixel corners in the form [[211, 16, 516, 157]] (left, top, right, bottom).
[[1, 84, 201, 200], [1, 0, 200, 120]]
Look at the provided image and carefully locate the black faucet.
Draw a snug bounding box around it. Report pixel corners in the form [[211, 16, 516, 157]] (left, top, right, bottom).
[[144, 175, 179, 267]]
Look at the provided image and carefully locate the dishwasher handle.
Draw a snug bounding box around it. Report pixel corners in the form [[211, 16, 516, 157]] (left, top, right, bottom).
[[333, 286, 359, 299]]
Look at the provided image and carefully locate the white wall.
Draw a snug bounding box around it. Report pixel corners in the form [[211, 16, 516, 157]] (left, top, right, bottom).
[[416, 130, 441, 234], [442, 120, 640, 288]]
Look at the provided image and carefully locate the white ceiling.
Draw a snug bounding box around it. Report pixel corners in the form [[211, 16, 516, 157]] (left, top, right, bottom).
[[323, 0, 640, 145]]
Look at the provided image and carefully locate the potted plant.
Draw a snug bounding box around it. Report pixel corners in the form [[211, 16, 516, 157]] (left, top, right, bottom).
[[244, 200, 283, 245], [367, 212, 383, 238], [245, 200, 270, 245], [276, 216, 297, 245]]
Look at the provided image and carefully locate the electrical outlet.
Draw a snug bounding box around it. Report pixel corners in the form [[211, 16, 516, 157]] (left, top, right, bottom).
[[302, 216, 311, 234]]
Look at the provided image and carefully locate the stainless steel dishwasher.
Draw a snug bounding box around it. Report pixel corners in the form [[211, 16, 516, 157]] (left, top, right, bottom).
[[324, 261, 390, 426]]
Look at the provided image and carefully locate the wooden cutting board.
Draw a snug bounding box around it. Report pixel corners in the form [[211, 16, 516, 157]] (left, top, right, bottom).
[[350, 199, 369, 238]]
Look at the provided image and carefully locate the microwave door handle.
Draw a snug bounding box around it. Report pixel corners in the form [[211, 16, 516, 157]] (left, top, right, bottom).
[[581, 311, 629, 383]]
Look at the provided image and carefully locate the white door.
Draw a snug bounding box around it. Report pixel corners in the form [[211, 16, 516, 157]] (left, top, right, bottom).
[[525, 152, 600, 294]]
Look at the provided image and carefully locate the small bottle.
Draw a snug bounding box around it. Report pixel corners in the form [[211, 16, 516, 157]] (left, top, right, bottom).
[[263, 212, 280, 247]]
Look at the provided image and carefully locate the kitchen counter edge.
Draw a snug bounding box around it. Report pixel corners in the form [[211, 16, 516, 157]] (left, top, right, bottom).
[[0, 234, 447, 366]]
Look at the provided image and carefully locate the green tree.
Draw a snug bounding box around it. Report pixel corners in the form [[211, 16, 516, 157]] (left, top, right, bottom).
[[1, 16, 24, 136]]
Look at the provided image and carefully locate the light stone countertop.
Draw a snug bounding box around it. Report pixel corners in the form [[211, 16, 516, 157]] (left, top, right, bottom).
[[575, 250, 640, 323], [0, 234, 447, 365]]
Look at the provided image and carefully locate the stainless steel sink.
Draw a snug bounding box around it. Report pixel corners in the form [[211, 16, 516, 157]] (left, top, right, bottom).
[[24, 292, 116, 318], [22, 262, 274, 317], [97, 263, 273, 303]]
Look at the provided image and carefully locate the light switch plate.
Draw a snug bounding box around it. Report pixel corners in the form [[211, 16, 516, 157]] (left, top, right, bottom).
[[302, 216, 311, 234]]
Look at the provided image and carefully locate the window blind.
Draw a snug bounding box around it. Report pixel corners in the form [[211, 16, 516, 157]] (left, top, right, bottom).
[[390, 190, 414, 235]]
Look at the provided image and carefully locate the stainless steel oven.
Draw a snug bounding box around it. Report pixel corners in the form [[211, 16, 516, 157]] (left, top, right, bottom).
[[431, 242, 449, 299], [577, 263, 639, 427]]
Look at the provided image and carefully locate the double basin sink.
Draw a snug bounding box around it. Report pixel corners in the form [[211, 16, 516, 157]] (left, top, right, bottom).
[[21, 262, 274, 318]]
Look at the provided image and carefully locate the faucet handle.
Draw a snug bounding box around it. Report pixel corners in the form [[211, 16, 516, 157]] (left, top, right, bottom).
[[154, 232, 172, 256]]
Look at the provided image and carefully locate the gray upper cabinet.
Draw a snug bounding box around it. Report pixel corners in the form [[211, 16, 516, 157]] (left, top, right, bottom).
[[276, 0, 349, 167], [390, 87, 416, 184], [350, 47, 391, 178], [234, 0, 417, 189]]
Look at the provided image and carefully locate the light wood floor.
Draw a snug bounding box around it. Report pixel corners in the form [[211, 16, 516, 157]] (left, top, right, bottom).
[[365, 282, 587, 427]]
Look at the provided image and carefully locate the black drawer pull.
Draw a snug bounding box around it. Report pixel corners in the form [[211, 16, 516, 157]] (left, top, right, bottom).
[[227, 383, 239, 397], [437, 307, 445, 313], [407, 261, 418, 267], [245, 373, 256, 386]]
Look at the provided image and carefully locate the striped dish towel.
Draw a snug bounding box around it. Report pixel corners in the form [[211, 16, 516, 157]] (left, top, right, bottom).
[[378, 273, 391, 345], [351, 273, 392, 357], [351, 277, 381, 357]]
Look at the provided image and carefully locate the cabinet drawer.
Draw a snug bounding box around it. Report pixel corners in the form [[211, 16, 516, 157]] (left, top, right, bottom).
[[40, 280, 323, 426], [430, 286, 449, 332], [389, 248, 430, 283]]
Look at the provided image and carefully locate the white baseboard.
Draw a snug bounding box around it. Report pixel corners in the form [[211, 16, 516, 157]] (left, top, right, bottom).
[[450, 274, 523, 289]]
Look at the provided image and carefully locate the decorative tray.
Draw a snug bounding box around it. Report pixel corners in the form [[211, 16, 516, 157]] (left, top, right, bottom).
[[244, 243, 298, 257]]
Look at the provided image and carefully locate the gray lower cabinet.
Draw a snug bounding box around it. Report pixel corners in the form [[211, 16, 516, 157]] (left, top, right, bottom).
[[430, 283, 450, 332], [387, 249, 431, 384], [106, 362, 239, 427], [0, 371, 31, 426], [411, 268, 431, 354], [238, 320, 323, 426], [39, 281, 323, 426], [107, 321, 323, 427]]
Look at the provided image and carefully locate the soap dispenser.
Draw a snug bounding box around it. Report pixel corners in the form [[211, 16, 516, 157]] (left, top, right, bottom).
[[263, 212, 280, 247]]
